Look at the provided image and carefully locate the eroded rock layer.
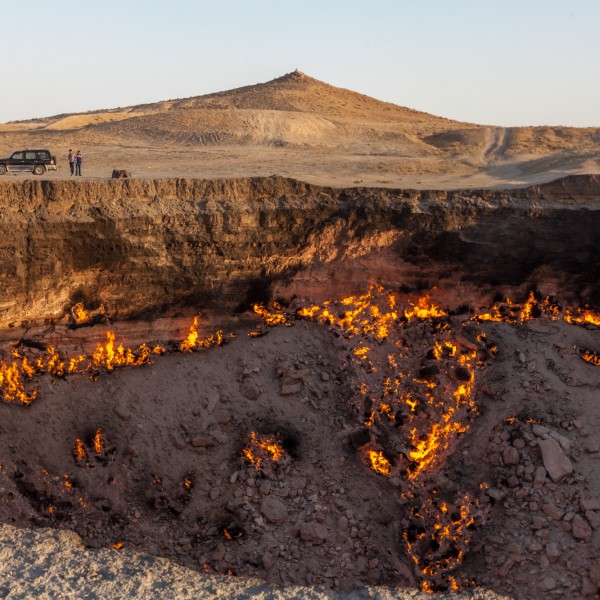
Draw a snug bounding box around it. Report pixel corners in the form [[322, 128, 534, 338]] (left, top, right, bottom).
[[0, 175, 598, 326]]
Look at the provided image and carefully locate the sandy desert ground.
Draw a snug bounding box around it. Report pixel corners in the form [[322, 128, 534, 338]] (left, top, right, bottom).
[[1, 71, 599, 189]]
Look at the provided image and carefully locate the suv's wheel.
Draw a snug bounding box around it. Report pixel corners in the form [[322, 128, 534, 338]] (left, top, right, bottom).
[[33, 165, 45, 175], [0, 165, 6, 175]]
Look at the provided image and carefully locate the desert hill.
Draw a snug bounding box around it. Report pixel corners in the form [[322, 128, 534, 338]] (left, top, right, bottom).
[[1, 70, 599, 188]]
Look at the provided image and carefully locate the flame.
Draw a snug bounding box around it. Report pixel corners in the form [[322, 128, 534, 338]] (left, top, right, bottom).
[[252, 302, 291, 326], [578, 347, 600, 366], [223, 528, 243, 540], [70, 302, 106, 325], [380, 402, 395, 419], [72, 302, 90, 324], [404, 493, 480, 591], [0, 360, 38, 405], [297, 285, 398, 339], [368, 450, 392, 476], [408, 415, 468, 480], [433, 341, 458, 361], [404, 295, 446, 320], [92, 428, 105, 454], [112, 541, 124, 550], [354, 346, 370, 360], [73, 438, 88, 464], [180, 316, 200, 352], [242, 432, 284, 470], [71, 302, 99, 325], [404, 393, 418, 412], [564, 308, 600, 327], [0, 331, 167, 405], [180, 315, 224, 352], [518, 290, 537, 322]]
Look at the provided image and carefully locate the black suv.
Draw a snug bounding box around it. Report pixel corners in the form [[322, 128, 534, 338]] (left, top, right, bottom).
[[0, 149, 57, 175]]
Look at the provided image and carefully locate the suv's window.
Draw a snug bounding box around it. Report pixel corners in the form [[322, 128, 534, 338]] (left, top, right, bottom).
[[36, 151, 50, 160], [25, 151, 37, 160], [11, 152, 24, 160]]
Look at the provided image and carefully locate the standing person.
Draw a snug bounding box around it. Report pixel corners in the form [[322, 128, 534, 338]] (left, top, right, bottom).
[[68, 149, 75, 176], [75, 150, 83, 176]]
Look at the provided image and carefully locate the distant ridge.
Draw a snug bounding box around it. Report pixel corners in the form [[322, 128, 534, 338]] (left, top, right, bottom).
[[0, 70, 599, 187]]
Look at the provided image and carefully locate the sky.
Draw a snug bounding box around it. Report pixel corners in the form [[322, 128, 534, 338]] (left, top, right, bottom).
[[1, 0, 599, 127]]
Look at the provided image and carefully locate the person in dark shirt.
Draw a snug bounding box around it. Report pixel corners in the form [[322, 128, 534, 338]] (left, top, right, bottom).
[[68, 149, 75, 176], [75, 150, 83, 176]]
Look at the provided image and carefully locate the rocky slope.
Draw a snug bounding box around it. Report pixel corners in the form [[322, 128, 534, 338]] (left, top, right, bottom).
[[0, 175, 598, 331]]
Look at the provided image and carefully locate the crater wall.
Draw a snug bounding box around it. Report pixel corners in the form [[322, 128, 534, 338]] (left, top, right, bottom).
[[0, 175, 598, 326]]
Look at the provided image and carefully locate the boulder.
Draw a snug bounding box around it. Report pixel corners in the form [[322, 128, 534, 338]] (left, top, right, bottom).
[[260, 497, 287, 525], [537, 437, 573, 483], [111, 169, 131, 179]]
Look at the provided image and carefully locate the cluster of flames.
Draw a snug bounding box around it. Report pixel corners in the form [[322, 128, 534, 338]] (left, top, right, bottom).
[[0, 311, 225, 406], [253, 285, 599, 591], [1, 290, 597, 591], [297, 286, 446, 340], [242, 431, 285, 471], [73, 428, 108, 466], [472, 290, 600, 327], [578, 347, 600, 367]]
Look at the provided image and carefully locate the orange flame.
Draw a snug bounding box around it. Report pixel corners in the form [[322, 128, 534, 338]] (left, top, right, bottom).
[[180, 316, 224, 352], [368, 450, 392, 476], [579, 347, 600, 366], [73, 438, 88, 464], [404, 295, 446, 320], [242, 432, 284, 470], [252, 302, 291, 326], [564, 308, 600, 327], [92, 428, 105, 454]]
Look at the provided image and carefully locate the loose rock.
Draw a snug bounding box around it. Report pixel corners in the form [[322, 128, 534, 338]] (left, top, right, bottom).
[[572, 515, 593, 542], [260, 497, 288, 525], [299, 521, 328, 544], [239, 381, 261, 400], [538, 437, 573, 483]]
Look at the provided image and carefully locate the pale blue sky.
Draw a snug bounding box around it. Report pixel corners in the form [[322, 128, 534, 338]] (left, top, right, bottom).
[[2, 0, 599, 126]]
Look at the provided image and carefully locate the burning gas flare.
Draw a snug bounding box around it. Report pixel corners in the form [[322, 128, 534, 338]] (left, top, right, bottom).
[[180, 315, 224, 352], [404, 295, 447, 321], [70, 302, 106, 326], [368, 450, 392, 476], [73, 438, 88, 464], [0, 314, 226, 405], [403, 492, 481, 592], [577, 346, 600, 366], [92, 428, 105, 454], [242, 432, 285, 470], [298, 285, 399, 339], [252, 302, 291, 327], [564, 308, 600, 327]]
